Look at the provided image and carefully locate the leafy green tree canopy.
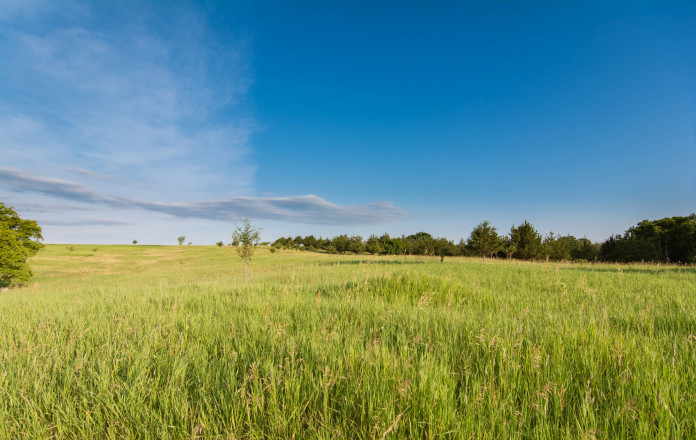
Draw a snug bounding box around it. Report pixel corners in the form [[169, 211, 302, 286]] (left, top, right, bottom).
[[434, 237, 457, 262], [379, 233, 403, 255], [1, 203, 44, 287], [405, 232, 435, 255], [599, 214, 695, 263]]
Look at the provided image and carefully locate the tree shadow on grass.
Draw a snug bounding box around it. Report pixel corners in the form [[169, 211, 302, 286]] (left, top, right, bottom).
[[562, 265, 696, 276], [609, 314, 696, 337], [317, 259, 428, 267]]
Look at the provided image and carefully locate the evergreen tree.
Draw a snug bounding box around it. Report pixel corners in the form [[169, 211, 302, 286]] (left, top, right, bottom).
[[510, 221, 543, 260], [501, 235, 519, 259], [365, 235, 384, 254], [467, 220, 501, 260], [347, 236, 365, 254], [543, 233, 577, 261]]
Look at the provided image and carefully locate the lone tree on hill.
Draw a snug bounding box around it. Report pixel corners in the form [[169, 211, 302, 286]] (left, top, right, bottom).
[[467, 220, 501, 260], [0, 203, 44, 287], [232, 216, 260, 282], [177, 236, 185, 246]]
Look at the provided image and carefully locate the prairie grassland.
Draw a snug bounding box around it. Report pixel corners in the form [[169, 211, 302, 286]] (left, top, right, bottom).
[[1, 245, 695, 439]]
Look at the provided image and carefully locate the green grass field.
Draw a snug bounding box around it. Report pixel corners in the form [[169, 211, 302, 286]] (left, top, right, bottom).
[[1, 245, 695, 439]]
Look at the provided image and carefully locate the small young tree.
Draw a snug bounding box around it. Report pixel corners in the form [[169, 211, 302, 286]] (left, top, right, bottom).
[[132, 240, 138, 245], [231, 216, 260, 282], [216, 241, 224, 247], [177, 236, 185, 246]]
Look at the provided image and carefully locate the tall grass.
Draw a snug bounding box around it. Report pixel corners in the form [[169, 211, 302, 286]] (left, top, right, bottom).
[[1, 245, 694, 439]]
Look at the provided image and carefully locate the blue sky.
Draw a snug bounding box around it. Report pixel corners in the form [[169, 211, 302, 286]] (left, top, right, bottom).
[[1, 1, 694, 244]]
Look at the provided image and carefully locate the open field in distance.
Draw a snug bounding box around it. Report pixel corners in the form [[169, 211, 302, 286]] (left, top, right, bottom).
[[1, 245, 695, 439]]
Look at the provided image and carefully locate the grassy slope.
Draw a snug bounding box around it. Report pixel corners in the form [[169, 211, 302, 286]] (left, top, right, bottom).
[[1, 245, 695, 439]]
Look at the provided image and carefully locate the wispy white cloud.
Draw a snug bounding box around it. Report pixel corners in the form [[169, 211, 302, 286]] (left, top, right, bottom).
[[39, 218, 131, 227], [0, 2, 254, 200], [0, 2, 409, 242], [66, 167, 131, 183], [0, 167, 408, 224], [2, 202, 99, 213]]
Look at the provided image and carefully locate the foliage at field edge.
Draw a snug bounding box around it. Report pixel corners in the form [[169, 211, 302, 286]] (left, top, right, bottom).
[[271, 214, 696, 264], [0, 202, 44, 287]]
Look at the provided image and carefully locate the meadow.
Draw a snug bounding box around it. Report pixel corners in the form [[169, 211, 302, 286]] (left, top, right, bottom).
[[0, 245, 694, 439]]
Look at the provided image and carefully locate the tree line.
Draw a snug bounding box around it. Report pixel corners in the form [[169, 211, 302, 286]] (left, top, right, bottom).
[[2, 201, 694, 288], [271, 214, 696, 264]]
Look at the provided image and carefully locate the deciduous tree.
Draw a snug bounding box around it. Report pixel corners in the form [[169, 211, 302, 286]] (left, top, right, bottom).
[[1, 203, 44, 287], [434, 237, 456, 262], [231, 216, 260, 282]]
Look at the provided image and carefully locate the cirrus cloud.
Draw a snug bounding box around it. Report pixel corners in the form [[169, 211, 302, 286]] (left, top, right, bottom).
[[0, 167, 407, 225]]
